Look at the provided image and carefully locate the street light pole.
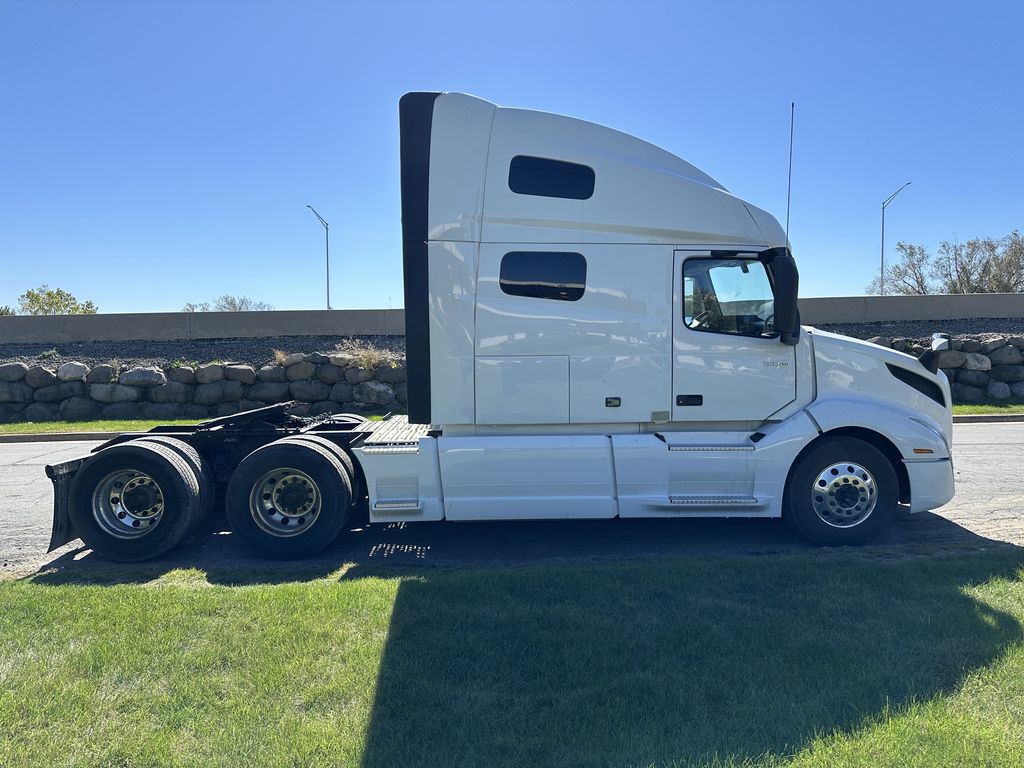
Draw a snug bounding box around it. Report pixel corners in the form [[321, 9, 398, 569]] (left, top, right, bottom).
[[306, 205, 330, 310], [880, 182, 911, 296]]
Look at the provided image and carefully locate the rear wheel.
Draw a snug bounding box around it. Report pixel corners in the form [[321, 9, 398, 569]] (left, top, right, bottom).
[[784, 436, 898, 546], [288, 434, 366, 529], [135, 436, 215, 530], [287, 435, 362, 503], [69, 440, 201, 561], [226, 437, 352, 559]]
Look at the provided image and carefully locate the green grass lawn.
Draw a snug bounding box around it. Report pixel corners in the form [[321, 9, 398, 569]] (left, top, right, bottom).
[[3, 550, 1024, 767], [0, 419, 202, 434], [953, 399, 1024, 416], [0, 414, 387, 434]]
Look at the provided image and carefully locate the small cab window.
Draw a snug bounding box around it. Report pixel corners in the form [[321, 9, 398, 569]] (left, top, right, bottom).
[[683, 257, 776, 337], [500, 251, 586, 302], [508, 156, 595, 200]]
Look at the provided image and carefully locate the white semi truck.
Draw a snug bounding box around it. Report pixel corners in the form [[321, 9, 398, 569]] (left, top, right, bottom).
[[46, 92, 955, 561]]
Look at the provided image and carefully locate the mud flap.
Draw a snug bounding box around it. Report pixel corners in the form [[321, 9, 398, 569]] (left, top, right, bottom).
[[45, 459, 84, 551]]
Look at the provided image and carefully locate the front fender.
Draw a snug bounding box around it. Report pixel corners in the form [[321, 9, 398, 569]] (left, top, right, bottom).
[[806, 395, 950, 460]]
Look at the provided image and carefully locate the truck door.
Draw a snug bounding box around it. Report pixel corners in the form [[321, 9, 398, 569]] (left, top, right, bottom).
[[672, 250, 796, 422]]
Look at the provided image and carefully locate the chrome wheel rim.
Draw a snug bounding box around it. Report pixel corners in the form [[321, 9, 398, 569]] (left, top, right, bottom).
[[810, 462, 877, 528], [249, 467, 322, 537], [92, 469, 165, 539]]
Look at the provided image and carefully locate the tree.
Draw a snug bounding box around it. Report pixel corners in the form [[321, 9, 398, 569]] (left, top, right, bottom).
[[866, 241, 933, 295], [181, 295, 273, 312], [931, 237, 995, 294], [17, 285, 98, 315], [215, 295, 273, 312], [0, 305, 14, 316], [980, 230, 1024, 293], [865, 230, 1024, 295]]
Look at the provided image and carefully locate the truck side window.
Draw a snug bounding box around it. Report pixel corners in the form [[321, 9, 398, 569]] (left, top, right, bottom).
[[683, 257, 776, 337], [500, 251, 586, 302]]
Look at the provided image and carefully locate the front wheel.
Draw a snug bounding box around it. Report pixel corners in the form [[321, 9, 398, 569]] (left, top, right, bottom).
[[784, 436, 898, 546]]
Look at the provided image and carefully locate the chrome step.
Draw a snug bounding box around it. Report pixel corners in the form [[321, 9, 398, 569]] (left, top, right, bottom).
[[363, 415, 431, 447], [373, 499, 422, 513], [666, 443, 753, 452], [362, 445, 420, 455], [667, 495, 759, 507]]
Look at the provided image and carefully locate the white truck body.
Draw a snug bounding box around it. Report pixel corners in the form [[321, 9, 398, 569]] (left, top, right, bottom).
[[356, 92, 955, 527], [43, 92, 956, 561]]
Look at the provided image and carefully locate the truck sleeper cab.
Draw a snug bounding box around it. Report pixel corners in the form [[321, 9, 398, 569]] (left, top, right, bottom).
[[44, 92, 955, 561]]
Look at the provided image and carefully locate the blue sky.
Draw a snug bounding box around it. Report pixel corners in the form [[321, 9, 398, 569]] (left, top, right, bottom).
[[1, 0, 1021, 313]]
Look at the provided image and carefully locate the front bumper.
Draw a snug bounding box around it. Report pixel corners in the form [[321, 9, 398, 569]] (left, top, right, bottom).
[[904, 458, 955, 513]]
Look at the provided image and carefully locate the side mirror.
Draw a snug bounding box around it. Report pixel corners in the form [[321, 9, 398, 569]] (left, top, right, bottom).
[[762, 248, 800, 346], [918, 333, 952, 374]]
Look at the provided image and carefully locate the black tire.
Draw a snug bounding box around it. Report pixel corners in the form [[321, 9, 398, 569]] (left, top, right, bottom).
[[287, 435, 362, 503], [784, 436, 898, 546], [69, 440, 201, 561], [288, 434, 367, 530], [226, 437, 352, 559], [136, 436, 216, 530]]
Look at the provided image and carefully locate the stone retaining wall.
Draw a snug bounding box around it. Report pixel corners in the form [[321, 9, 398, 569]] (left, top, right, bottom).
[[865, 334, 1024, 402], [0, 352, 407, 424]]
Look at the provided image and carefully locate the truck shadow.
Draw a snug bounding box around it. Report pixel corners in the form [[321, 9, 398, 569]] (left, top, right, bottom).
[[352, 532, 1024, 767], [29, 511, 1014, 587]]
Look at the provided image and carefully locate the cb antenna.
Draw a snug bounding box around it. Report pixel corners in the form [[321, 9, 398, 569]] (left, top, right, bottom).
[[785, 101, 795, 241]]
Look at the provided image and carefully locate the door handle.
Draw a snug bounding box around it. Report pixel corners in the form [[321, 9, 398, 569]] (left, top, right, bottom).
[[676, 395, 704, 406]]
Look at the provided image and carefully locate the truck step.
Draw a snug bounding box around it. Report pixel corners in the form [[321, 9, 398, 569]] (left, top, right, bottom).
[[363, 416, 431, 447], [665, 443, 753, 452], [362, 445, 419, 455], [667, 495, 759, 507], [373, 498, 423, 513]]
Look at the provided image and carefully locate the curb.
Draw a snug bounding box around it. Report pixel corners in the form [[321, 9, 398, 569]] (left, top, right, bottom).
[[952, 413, 1024, 424], [0, 432, 119, 444], [1, 414, 1022, 444]]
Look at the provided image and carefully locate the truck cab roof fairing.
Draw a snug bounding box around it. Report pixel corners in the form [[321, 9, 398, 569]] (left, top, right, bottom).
[[399, 91, 440, 424], [421, 93, 776, 247]]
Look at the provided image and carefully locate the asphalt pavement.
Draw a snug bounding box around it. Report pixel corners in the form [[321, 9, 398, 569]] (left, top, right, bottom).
[[2, 424, 1022, 581]]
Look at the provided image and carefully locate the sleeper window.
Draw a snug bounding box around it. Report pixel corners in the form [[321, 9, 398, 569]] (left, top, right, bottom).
[[500, 251, 586, 302], [508, 156, 595, 200]]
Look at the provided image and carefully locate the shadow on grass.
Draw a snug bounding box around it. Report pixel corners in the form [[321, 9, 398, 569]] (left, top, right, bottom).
[[31, 515, 818, 587], [352, 523, 1024, 767], [29, 508, 1004, 590]]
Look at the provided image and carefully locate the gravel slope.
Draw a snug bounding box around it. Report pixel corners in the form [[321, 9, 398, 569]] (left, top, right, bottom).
[[814, 318, 1024, 343]]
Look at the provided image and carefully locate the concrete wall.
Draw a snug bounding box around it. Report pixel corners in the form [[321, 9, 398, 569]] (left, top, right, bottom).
[[798, 293, 1024, 325], [0, 309, 406, 343], [1, 294, 1022, 344]]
